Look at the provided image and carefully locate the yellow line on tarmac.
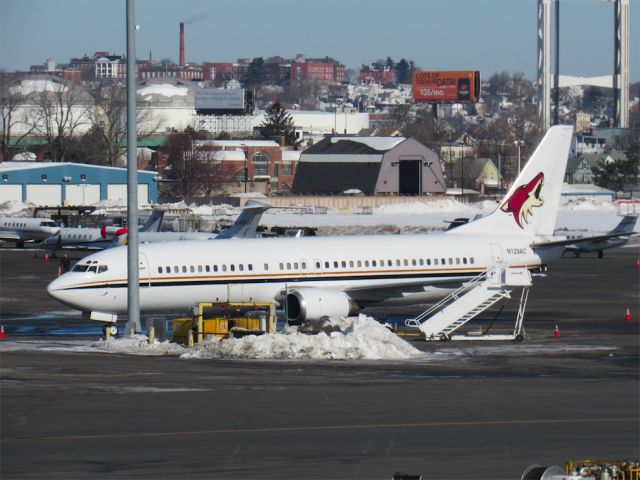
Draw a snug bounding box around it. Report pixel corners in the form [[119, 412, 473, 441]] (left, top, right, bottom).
[[4, 417, 636, 443]]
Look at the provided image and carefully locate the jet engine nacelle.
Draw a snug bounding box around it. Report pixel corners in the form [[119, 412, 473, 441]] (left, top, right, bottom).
[[285, 289, 359, 324]]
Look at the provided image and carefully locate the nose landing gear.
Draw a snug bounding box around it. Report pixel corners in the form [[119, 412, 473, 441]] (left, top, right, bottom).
[[102, 323, 119, 337]]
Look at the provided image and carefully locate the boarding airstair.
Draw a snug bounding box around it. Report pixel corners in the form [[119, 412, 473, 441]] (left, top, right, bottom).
[[405, 265, 532, 341]]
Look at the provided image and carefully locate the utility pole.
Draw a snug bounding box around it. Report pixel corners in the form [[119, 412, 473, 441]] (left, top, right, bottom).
[[124, 0, 140, 335]]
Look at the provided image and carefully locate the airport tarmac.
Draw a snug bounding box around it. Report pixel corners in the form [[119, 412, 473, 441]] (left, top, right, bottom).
[[1, 247, 639, 479]]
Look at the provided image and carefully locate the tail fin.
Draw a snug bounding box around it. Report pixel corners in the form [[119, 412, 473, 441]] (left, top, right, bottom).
[[449, 125, 573, 237], [140, 208, 165, 232], [611, 214, 638, 235], [216, 200, 271, 239]]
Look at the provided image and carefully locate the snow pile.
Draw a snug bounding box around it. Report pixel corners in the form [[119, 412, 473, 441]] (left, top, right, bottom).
[[181, 315, 423, 360], [0, 200, 30, 214], [87, 334, 186, 356], [561, 198, 617, 211], [376, 199, 497, 216]]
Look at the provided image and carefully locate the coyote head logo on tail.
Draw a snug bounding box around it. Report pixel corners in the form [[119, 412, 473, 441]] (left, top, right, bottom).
[[500, 172, 544, 228]]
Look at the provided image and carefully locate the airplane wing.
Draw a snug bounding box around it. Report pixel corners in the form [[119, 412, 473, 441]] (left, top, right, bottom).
[[532, 230, 638, 249], [0, 233, 22, 241], [344, 277, 471, 304]]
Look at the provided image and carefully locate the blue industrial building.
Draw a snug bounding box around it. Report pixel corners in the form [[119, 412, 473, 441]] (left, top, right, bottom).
[[0, 162, 157, 206]]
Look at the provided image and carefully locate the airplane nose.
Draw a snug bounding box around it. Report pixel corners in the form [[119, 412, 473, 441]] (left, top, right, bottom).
[[46, 276, 64, 300]]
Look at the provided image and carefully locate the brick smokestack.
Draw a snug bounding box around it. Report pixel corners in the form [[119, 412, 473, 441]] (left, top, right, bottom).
[[179, 22, 185, 66]]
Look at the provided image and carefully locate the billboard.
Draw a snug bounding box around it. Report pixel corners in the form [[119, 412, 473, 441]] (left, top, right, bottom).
[[413, 71, 480, 103], [195, 88, 245, 114]]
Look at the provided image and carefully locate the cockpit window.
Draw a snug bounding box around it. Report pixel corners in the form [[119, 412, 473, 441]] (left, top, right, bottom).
[[72, 263, 108, 274]]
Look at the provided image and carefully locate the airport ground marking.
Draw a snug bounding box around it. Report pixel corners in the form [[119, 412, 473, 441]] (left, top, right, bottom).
[[4, 417, 637, 442]]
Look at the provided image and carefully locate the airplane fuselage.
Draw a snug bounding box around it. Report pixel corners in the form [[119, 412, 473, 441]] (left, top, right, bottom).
[[47, 233, 555, 315], [0, 217, 59, 243]]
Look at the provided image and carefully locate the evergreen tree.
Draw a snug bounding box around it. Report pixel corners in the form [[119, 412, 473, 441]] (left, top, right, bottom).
[[259, 101, 299, 146], [395, 58, 412, 84], [245, 57, 265, 88]]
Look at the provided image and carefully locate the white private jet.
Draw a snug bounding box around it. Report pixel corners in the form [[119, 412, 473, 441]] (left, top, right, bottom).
[[38, 209, 165, 254], [0, 216, 60, 246], [561, 214, 638, 258], [48, 126, 574, 335]]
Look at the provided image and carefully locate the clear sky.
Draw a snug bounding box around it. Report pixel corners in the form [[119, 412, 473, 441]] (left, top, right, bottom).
[[1, 0, 637, 81]]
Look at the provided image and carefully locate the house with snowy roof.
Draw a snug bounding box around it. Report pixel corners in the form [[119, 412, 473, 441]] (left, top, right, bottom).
[[292, 136, 446, 196]]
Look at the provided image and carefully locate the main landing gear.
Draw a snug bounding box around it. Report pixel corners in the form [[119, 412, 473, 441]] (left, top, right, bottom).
[[102, 324, 119, 337]]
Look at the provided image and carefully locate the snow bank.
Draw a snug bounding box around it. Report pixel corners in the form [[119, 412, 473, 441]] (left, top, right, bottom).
[[0, 200, 30, 214], [181, 315, 423, 360], [87, 334, 186, 356], [375, 199, 497, 216]]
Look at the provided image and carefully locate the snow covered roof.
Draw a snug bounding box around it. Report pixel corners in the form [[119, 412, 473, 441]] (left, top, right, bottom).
[[138, 83, 189, 97], [330, 136, 405, 151], [0, 161, 156, 175], [195, 140, 280, 148], [561, 184, 615, 196], [212, 150, 246, 161]]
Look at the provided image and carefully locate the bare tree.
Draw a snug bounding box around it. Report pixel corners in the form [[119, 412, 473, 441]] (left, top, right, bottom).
[[0, 76, 39, 160], [26, 78, 92, 161], [90, 82, 164, 167], [165, 131, 225, 202], [0, 76, 23, 160]]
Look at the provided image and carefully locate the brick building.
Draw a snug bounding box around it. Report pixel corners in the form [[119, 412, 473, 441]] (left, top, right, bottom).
[[290, 55, 344, 83], [358, 65, 396, 85], [192, 140, 300, 195]]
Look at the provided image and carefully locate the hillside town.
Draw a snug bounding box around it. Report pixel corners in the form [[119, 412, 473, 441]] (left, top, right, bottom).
[[1, 41, 638, 207]]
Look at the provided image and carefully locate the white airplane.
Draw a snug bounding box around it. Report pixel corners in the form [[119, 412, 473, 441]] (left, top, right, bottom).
[[561, 214, 638, 258], [0, 216, 60, 246], [47, 126, 574, 335], [39, 209, 165, 254], [110, 200, 272, 246]]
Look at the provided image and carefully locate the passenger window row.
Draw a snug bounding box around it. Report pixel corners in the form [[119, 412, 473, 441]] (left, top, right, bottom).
[[155, 257, 476, 276], [157, 264, 254, 274]]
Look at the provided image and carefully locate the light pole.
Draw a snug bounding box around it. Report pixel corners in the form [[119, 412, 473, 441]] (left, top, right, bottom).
[[513, 139, 524, 175], [240, 143, 247, 193]]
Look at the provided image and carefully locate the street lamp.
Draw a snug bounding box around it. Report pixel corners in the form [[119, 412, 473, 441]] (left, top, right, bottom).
[[513, 139, 524, 175]]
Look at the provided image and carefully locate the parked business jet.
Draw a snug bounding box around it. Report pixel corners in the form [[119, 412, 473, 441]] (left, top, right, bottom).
[[39, 208, 165, 254], [48, 126, 574, 334], [561, 214, 638, 258], [0, 216, 60, 246], [111, 200, 272, 246]]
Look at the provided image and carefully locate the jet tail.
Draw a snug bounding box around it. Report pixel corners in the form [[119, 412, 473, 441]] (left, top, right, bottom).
[[216, 200, 271, 239], [610, 214, 638, 235], [449, 125, 573, 237], [140, 208, 165, 232]]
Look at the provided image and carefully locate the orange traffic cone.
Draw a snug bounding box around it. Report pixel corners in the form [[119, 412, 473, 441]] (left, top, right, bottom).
[[554, 324, 559, 338], [625, 308, 631, 322], [0, 325, 6, 340], [44, 253, 49, 263]]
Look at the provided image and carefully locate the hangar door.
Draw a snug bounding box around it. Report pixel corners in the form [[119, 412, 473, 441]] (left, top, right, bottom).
[[107, 184, 149, 205], [65, 184, 100, 205], [26, 184, 62, 206], [0, 185, 22, 203], [398, 160, 420, 196]]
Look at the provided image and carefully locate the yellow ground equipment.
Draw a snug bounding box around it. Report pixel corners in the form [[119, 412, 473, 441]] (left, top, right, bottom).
[[172, 302, 277, 344]]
